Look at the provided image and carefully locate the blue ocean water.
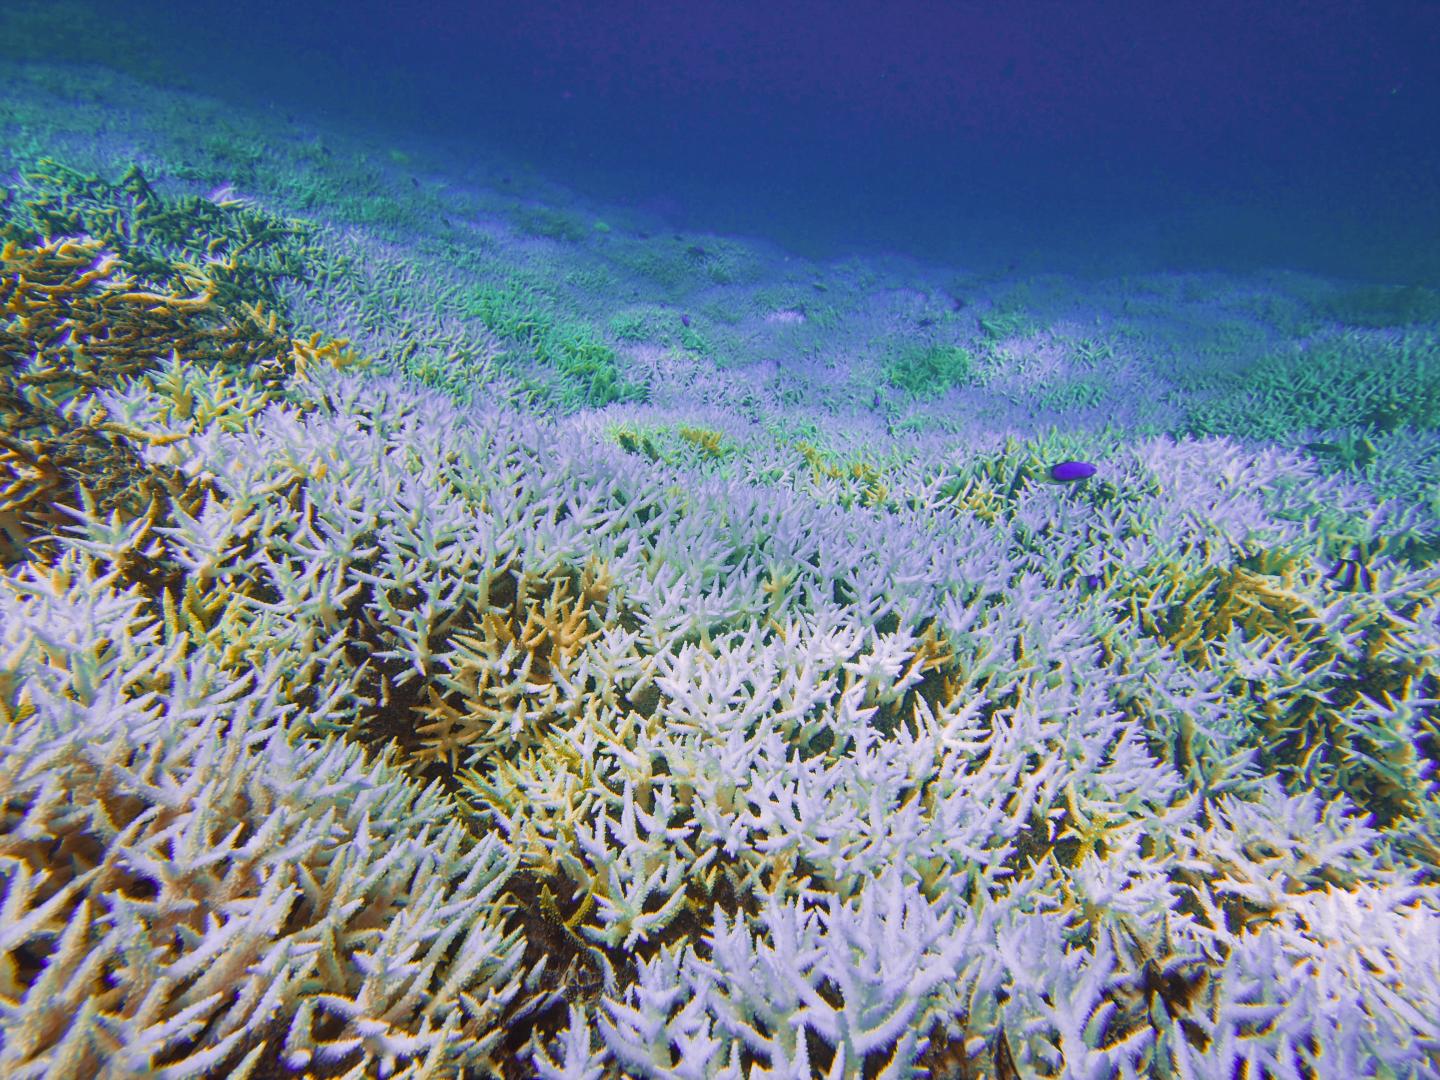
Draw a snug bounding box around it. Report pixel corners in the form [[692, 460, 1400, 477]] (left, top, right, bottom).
[[117, 0, 1440, 281]]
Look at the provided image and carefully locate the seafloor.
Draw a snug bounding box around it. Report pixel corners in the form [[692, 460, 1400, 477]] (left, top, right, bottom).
[[2, 49, 1439, 1080]]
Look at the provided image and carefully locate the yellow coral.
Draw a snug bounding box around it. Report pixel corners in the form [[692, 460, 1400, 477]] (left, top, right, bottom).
[[413, 572, 603, 771]]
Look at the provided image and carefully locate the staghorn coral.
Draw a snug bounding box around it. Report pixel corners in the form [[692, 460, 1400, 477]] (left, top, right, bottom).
[[1, 235, 208, 564], [2, 159, 315, 315], [3, 133, 1440, 1080], [10, 369, 1440, 1078], [103, 361, 1434, 1077], [464, 278, 647, 410], [412, 566, 610, 772], [0, 157, 317, 566], [1184, 329, 1440, 440], [0, 550, 538, 1078]]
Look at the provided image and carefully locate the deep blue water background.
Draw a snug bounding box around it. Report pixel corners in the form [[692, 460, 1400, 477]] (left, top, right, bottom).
[[126, 0, 1440, 282]]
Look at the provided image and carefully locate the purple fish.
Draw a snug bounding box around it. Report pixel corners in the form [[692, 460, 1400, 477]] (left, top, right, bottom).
[[680, 314, 692, 328], [1050, 460, 1097, 482]]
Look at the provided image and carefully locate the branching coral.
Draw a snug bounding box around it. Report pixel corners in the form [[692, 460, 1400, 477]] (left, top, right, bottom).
[[0, 551, 539, 1078], [4, 140, 1440, 1080], [0, 158, 313, 566]]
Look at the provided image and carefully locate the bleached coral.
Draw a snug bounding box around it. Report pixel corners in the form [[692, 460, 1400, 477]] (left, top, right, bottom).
[[3, 156, 1438, 1079], [0, 551, 539, 1078]]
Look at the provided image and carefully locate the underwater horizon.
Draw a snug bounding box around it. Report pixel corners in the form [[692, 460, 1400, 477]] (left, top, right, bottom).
[[2, 2, 1440, 1077], [19, 0, 1440, 282]]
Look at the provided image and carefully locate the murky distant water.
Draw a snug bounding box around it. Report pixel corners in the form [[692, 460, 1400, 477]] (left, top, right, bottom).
[[105, 0, 1440, 283]]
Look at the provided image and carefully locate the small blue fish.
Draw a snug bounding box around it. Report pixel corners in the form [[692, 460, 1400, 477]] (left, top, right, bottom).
[[1049, 460, 1097, 482]]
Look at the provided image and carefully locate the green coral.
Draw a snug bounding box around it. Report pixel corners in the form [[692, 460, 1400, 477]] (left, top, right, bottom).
[[1185, 331, 1440, 440], [465, 280, 550, 339], [883, 343, 976, 398], [609, 422, 663, 461], [678, 324, 711, 355], [608, 310, 656, 342], [978, 307, 1035, 341], [608, 306, 681, 344], [1038, 378, 1107, 413], [2, 158, 315, 311], [1304, 430, 1379, 471], [466, 280, 645, 409], [604, 422, 743, 471], [681, 238, 759, 285]]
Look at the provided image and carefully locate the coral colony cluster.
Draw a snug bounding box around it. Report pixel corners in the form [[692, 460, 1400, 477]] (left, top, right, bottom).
[[4, 55, 1440, 1080]]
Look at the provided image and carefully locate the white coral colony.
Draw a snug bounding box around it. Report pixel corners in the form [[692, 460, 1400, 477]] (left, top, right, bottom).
[[2, 141, 1440, 1080]]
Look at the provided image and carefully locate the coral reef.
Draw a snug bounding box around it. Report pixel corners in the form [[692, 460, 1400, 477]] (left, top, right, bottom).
[[3, 67, 1440, 1079]]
